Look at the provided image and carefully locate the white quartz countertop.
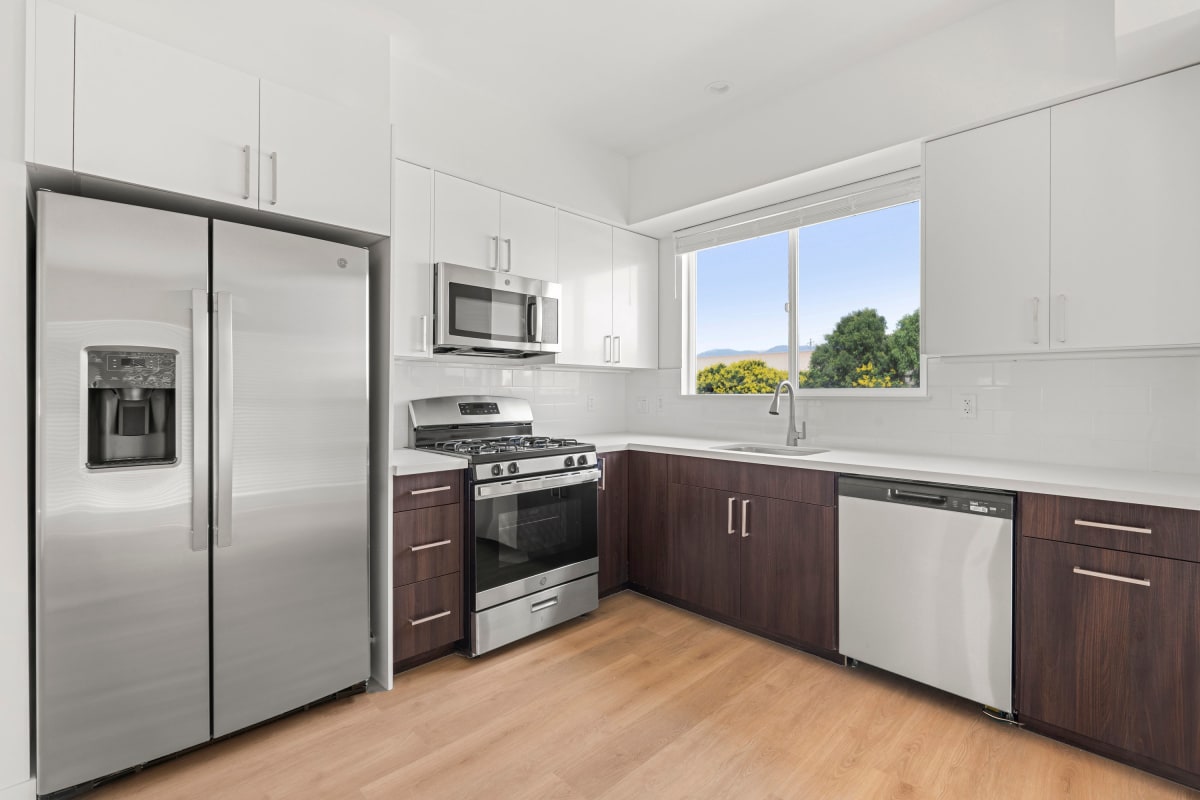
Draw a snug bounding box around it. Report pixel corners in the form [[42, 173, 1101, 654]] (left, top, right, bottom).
[[390, 448, 466, 477], [588, 433, 1200, 511]]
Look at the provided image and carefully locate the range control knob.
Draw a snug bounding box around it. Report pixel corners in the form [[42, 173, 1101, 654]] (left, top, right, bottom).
[[576, 455, 588, 467], [564, 456, 575, 468], [507, 462, 520, 475], [491, 464, 503, 477]]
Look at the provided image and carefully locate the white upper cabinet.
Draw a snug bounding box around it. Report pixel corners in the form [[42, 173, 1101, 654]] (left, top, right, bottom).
[[924, 110, 1050, 355], [1050, 65, 1200, 350], [499, 193, 557, 282], [259, 81, 389, 234], [26, 0, 74, 170], [74, 16, 260, 210], [557, 211, 613, 367], [392, 160, 434, 359], [433, 173, 501, 270], [611, 228, 659, 369], [432, 173, 557, 281]]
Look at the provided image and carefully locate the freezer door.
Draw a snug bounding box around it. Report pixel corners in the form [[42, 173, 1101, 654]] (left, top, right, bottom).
[[211, 221, 369, 737], [35, 193, 211, 795]]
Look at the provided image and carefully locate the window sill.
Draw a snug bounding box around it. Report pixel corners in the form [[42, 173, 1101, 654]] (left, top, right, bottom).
[[684, 386, 928, 400]]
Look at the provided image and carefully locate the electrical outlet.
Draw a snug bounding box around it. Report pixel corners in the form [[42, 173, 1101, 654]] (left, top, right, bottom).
[[655, 395, 665, 414], [586, 395, 596, 412], [955, 393, 978, 419], [635, 396, 648, 414]]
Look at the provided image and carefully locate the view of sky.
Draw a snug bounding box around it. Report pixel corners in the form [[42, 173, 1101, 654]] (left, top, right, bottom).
[[695, 202, 921, 354]]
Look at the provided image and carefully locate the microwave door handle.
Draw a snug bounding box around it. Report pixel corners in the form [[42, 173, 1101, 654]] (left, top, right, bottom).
[[533, 296, 544, 343]]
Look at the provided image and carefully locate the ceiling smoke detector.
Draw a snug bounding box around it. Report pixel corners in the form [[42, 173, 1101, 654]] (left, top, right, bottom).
[[707, 81, 731, 95]]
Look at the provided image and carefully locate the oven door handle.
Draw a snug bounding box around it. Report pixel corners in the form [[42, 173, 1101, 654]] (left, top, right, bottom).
[[474, 468, 601, 500]]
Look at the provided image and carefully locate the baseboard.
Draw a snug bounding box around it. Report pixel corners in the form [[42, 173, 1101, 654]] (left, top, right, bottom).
[[392, 643, 459, 674], [0, 778, 35, 800]]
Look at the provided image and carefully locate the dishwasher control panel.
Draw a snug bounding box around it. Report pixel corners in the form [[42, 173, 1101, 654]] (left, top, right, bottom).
[[838, 475, 1014, 520], [948, 497, 1012, 518]]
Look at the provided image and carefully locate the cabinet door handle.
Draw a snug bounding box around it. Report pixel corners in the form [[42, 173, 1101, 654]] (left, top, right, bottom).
[[1074, 519, 1152, 535], [504, 238, 513, 272], [727, 497, 736, 535], [1031, 296, 1040, 344], [491, 235, 499, 270], [241, 144, 251, 200], [410, 609, 452, 626], [599, 457, 606, 491], [614, 335, 621, 363], [1055, 293, 1067, 343], [420, 314, 429, 354], [268, 151, 279, 206], [603, 335, 612, 363], [410, 485, 453, 496], [741, 499, 751, 537], [1073, 566, 1150, 588], [409, 539, 452, 552]]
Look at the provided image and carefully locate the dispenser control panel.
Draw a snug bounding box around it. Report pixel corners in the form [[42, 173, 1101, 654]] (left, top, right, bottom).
[[88, 349, 176, 389]]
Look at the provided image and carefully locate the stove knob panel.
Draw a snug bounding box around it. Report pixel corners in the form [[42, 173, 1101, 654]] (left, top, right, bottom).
[[577, 455, 588, 467], [491, 464, 503, 477], [564, 456, 575, 468], [508, 462, 520, 475]]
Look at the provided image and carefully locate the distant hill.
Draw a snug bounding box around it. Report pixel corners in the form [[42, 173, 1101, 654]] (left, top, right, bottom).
[[699, 344, 813, 357]]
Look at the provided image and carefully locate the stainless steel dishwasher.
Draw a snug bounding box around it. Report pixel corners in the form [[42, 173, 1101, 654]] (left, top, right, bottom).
[[838, 476, 1014, 714]]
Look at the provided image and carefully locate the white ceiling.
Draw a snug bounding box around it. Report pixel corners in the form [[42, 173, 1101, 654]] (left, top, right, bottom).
[[365, 0, 1008, 156]]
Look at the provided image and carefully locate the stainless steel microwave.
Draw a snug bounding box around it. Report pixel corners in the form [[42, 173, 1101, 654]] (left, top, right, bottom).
[[434, 262, 561, 358]]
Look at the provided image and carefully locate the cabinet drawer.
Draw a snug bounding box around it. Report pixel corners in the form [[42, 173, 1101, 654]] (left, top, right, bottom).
[[393, 573, 463, 662], [1020, 493, 1200, 562], [393, 503, 462, 587], [669, 455, 834, 506], [393, 470, 463, 512]]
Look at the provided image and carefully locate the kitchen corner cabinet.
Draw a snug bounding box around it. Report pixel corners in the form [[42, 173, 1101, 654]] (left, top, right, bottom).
[[628, 452, 672, 594], [557, 212, 659, 368], [1018, 493, 1200, 784], [1049, 64, 1200, 350], [42, 12, 389, 234], [432, 173, 557, 282], [392, 160, 435, 359], [597, 451, 629, 594], [923, 110, 1050, 355]]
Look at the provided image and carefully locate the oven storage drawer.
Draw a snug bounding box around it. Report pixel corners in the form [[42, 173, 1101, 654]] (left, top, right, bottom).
[[393, 503, 462, 587], [472, 574, 598, 656], [393, 470, 463, 512], [1021, 493, 1200, 563], [393, 573, 463, 662]]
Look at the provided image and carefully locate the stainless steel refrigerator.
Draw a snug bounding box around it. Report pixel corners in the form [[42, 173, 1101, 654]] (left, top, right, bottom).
[[34, 192, 369, 795]]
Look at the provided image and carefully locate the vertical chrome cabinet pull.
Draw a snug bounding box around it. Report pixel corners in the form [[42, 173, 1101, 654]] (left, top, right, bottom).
[[504, 238, 513, 272], [490, 235, 499, 270], [241, 145, 251, 200], [1056, 293, 1067, 342], [214, 292, 235, 548], [614, 335, 622, 363], [599, 457, 606, 491], [741, 499, 751, 537], [420, 314, 429, 354], [268, 151, 279, 205], [191, 290, 210, 552], [410, 610, 452, 626], [727, 497, 736, 534], [1073, 566, 1150, 587], [1031, 296, 1040, 344], [1074, 519, 1152, 535], [603, 335, 612, 363]]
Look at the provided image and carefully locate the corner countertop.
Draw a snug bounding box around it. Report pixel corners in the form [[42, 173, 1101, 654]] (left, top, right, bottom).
[[390, 448, 467, 477], [588, 433, 1200, 512]]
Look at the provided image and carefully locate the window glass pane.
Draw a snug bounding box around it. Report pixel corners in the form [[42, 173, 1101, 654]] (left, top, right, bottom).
[[694, 232, 789, 394], [797, 201, 921, 389]]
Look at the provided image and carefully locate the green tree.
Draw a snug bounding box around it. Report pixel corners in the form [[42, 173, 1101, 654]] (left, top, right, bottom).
[[696, 359, 788, 394], [805, 308, 889, 388], [885, 309, 921, 385]]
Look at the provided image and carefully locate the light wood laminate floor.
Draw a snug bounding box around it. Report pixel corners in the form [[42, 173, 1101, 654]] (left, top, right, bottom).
[[91, 591, 1195, 799]]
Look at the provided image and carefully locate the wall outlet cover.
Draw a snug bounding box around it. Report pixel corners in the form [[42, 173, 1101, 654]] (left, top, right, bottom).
[[586, 395, 596, 412], [635, 396, 648, 414], [955, 393, 978, 419]]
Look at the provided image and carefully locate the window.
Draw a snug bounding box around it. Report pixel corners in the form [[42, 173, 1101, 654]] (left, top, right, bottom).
[[680, 171, 922, 395]]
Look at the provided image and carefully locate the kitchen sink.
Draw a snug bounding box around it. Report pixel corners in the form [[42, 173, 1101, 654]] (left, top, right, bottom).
[[712, 443, 829, 457]]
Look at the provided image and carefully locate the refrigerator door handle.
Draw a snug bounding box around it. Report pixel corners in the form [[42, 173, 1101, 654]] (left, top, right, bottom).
[[191, 290, 210, 552], [214, 291, 235, 548]]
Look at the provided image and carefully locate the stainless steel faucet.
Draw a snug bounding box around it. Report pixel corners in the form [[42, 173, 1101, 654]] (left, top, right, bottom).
[[768, 380, 806, 446]]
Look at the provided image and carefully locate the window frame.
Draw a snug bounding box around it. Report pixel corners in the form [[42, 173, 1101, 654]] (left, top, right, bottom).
[[679, 175, 927, 399]]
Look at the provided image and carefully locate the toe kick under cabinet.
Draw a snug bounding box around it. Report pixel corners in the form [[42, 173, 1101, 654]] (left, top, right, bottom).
[[1018, 493, 1200, 787], [392, 470, 465, 667]]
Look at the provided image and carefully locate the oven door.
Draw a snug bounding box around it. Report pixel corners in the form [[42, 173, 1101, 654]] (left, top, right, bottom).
[[435, 262, 561, 354], [472, 469, 598, 610]]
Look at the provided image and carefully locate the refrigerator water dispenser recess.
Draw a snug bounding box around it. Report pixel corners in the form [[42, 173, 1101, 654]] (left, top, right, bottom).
[[86, 347, 179, 469]]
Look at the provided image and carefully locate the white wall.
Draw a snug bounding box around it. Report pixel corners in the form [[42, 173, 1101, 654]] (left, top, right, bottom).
[[0, 0, 30, 793], [389, 48, 630, 225], [628, 355, 1200, 475], [627, 0, 1115, 223], [391, 363, 627, 449]]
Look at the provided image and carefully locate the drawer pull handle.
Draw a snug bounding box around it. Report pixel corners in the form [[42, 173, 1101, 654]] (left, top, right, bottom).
[[1073, 566, 1150, 588], [410, 485, 453, 496], [410, 609, 452, 626], [531, 597, 559, 613], [1074, 519, 1152, 535], [409, 539, 453, 552]]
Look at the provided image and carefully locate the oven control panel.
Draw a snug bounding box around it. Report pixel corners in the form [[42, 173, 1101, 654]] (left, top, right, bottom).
[[458, 402, 500, 416]]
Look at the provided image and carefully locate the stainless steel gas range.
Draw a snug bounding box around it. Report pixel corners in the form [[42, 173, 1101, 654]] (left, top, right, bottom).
[[409, 396, 600, 656]]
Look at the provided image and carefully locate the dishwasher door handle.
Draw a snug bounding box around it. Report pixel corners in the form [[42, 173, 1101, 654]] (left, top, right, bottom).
[[887, 488, 948, 506]]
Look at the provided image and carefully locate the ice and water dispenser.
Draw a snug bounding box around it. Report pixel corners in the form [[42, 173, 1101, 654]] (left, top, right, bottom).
[[86, 348, 179, 469]]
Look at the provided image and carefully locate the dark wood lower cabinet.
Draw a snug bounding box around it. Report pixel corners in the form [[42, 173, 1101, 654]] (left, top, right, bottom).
[[668, 483, 740, 619], [597, 451, 629, 594], [628, 452, 672, 595], [1019, 536, 1200, 777], [393, 573, 463, 663]]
